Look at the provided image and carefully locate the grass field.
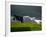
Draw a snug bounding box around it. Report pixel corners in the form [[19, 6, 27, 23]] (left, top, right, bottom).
[[11, 22, 42, 32]]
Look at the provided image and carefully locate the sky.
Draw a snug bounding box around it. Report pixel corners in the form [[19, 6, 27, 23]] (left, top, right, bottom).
[[11, 5, 41, 19]]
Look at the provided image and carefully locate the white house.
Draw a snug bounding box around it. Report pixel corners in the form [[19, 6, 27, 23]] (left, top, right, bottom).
[[23, 16, 41, 24], [29, 17, 41, 24]]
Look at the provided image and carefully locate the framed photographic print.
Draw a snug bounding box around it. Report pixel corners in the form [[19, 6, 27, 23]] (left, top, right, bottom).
[[5, 1, 46, 37]]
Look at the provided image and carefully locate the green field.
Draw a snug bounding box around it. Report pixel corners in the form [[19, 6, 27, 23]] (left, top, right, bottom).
[[11, 22, 42, 32]]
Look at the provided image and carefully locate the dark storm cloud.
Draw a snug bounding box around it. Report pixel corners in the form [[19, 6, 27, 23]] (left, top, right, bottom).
[[11, 5, 41, 18]]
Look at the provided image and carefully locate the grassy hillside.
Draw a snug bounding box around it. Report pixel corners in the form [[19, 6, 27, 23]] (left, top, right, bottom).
[[11, 22, 42, 32]]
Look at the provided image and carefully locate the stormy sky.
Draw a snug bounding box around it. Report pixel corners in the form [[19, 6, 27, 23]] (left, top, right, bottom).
[[11, 5, 42, 18]]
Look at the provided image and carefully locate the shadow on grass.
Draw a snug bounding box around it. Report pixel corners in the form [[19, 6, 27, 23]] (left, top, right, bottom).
[[11, 27, 31, 32]]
